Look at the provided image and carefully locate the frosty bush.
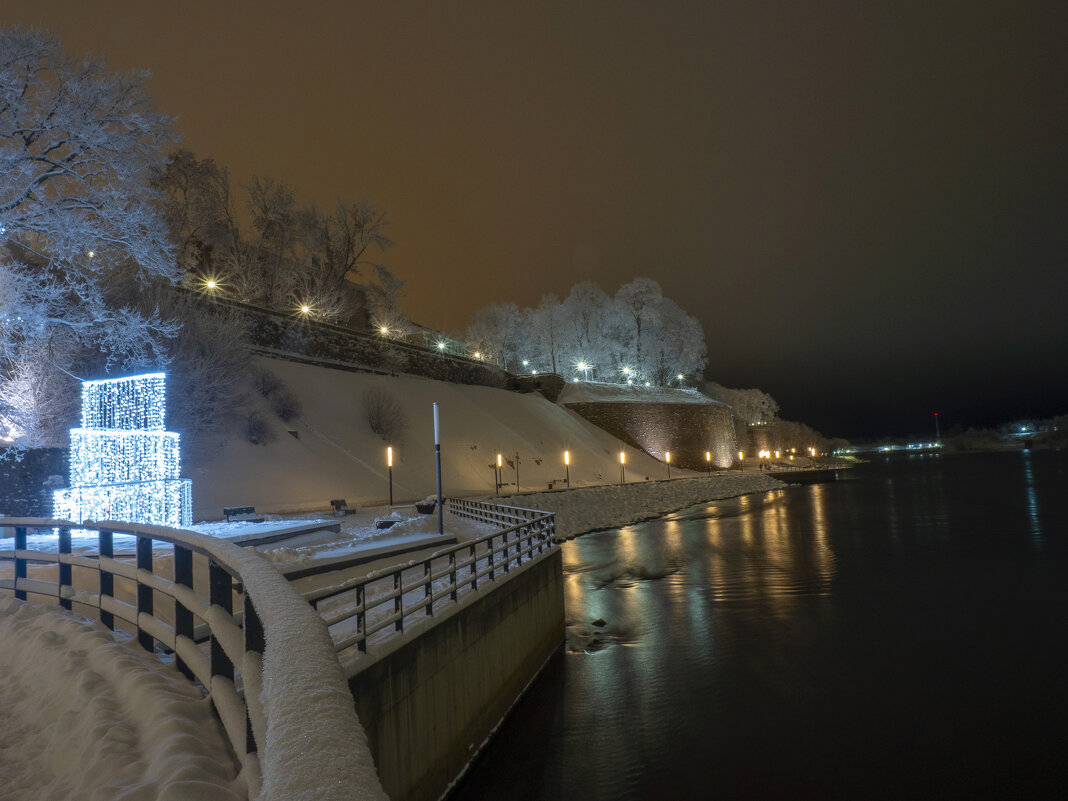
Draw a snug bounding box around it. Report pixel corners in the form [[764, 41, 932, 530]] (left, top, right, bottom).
[[271, 388, 302, 423], [250, 365, 285, 398], [363, 387, 407, 443], [245, 410, 275, 446]]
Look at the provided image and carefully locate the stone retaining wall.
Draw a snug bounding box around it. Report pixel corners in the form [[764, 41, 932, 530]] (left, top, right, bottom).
[[564, 401, 738, 469]]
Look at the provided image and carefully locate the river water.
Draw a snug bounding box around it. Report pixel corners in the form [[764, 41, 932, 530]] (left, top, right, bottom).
[[451, 450, 1068, 800]]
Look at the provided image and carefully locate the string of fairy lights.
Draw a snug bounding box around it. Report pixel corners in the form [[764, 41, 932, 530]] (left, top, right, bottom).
[[53, 373, 192, 528]]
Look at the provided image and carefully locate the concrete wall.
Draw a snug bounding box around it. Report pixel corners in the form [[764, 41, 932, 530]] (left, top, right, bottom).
[[348, 550, 564, 801], [565, 400, 738, 469]]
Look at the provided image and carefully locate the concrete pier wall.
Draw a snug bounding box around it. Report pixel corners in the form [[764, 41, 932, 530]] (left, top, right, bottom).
[[348, 550, 565, 801]]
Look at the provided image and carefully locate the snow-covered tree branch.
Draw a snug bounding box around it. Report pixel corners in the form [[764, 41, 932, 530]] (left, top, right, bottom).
[[1, 26, 178, 450]]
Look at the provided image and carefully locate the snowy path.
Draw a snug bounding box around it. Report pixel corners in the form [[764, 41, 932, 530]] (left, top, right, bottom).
[[0, 596, 242, 801]]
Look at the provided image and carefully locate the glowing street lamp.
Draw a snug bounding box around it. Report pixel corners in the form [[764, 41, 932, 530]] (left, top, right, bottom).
[[299, 303, 312, 316], [496, 452, 503, 493], [738, 450, 744, 471], [665, 450, 671, 480], [564, 450, 571, 488], [619, 450, 626, 485], [576, 361, 590, 381], [706, 450, 712, 473], [387, 445, 394, 506], [437, 341, 447, 352]]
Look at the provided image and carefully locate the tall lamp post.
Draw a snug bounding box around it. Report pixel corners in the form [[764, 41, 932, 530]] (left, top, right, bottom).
[[564, 450, 571, 488], [496, 453, 502, 493], [619, 450, 626, 485], [665, 451, 671, 480], [387, 445, 393, 506]]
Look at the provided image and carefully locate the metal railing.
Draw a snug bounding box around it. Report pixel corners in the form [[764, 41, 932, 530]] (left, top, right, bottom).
[[305, 499, 556, 661], [0, 518, 374, 800]]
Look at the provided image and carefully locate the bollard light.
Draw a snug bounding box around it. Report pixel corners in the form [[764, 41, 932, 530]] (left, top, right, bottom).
[[665, 451, 671, 480], [564, 450, 571, 487], [386, 445, 394, 506]]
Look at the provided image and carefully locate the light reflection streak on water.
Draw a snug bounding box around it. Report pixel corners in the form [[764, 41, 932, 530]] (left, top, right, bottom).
[[1022, 451, 1042, 547]]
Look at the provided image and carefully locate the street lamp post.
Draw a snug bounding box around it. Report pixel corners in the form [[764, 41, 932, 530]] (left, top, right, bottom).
[[515, 451, 520, 493], [665, 451, 671, 480], [706, 450, 712, 473], [387, 445, 393, 506], [738, 451, 744, 472], [619, 450, 626, 485], [564, 450, 571, 488], [496, 453, 502, 494]]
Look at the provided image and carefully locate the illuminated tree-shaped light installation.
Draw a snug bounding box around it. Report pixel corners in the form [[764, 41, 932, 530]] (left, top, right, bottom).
[[53, 373, 192, 528]]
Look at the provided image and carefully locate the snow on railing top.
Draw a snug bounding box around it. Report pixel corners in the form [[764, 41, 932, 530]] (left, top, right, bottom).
[[0, 518, 387, 801]]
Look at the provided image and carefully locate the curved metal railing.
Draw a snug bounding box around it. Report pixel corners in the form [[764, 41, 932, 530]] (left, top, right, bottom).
[[0, 518, 381, 801], [304, 499, 557, 667]]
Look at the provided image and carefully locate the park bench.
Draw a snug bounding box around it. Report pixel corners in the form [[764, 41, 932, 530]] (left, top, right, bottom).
[[223, 505, 265, 523], [330, 499, 356, 516]]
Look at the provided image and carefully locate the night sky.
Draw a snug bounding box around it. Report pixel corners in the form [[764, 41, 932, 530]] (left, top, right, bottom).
[[7, 1, 1066, 440]]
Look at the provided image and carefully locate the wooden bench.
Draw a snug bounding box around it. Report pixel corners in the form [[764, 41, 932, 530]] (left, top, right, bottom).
[[224, 505, 265, 523], [330, 499, 356, 516]]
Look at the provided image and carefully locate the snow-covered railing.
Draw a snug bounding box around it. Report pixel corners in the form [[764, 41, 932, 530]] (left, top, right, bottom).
[[304, 500, 556, 659], [0, 518, 384, 801]]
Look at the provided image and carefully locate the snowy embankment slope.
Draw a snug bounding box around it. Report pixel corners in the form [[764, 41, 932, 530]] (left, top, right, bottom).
[[0, 596, 242, 801], [188, 357, 712, 520]]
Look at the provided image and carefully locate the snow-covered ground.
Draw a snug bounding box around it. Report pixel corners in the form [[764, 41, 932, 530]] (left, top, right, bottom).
[[0, 595, 243, 801], [493, 472, 785, 539], [557, 380, 723, 405], [185, 357, 724, 520]]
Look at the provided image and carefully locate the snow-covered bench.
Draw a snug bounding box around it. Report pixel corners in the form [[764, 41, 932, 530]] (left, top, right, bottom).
[[224, 505, 265, 523], [330, 499, 356, 516]]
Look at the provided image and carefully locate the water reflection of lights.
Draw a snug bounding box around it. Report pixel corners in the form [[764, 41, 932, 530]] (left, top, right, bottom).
[[1022, 451, 1042, 547], [808, 482, 836, 592]]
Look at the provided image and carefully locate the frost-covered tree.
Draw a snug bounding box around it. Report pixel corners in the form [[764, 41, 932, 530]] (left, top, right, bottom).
[[151, 149, 231, 277], [1, 27, 178, 450], [647, 297, 707, 385], [154, 152, 393, 327], [464, 302, 521, 369], [614, 277, 663, 379], [703, 382, 779, 426], [561, 280, 613, 378], [465, 276, 709, 384], [525, 293, 565, 373], [360, 264, 407, 335]]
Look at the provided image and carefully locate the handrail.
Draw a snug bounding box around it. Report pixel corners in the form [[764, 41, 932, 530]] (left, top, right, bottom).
[[306, 499, 556, 666], [0, 518, 385, 801]]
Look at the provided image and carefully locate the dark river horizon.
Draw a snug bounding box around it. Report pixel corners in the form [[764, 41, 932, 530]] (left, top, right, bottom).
[[451, 450, 1068, 800]]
